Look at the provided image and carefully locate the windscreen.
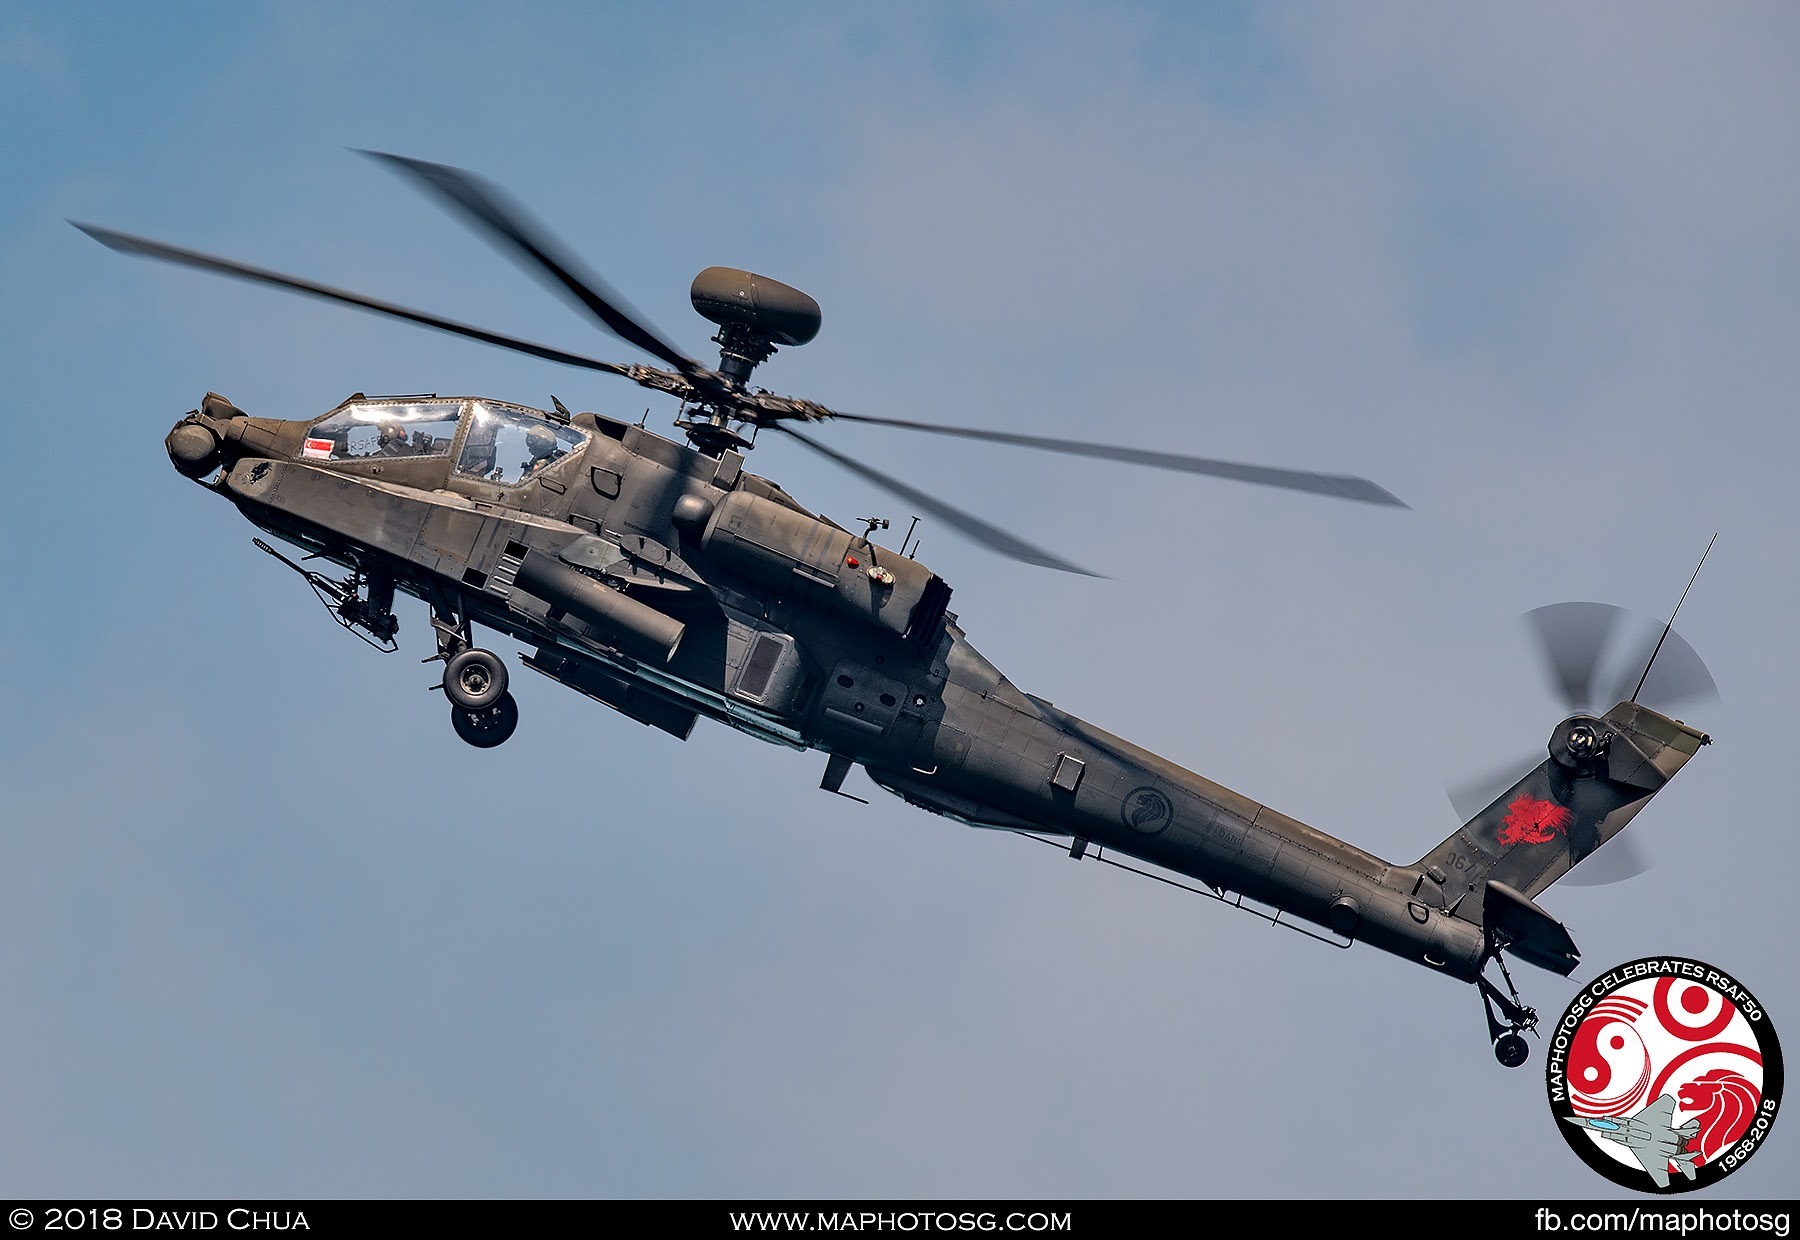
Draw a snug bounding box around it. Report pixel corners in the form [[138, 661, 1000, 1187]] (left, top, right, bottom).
[[303, 400, 464, 461]]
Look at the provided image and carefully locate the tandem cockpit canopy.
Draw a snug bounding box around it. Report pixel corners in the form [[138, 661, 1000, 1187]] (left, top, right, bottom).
[[300, 398, 587, 485]]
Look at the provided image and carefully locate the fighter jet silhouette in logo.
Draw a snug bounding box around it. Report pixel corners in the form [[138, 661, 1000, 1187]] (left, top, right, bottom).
[[1563, 1095, 1701, 1189]]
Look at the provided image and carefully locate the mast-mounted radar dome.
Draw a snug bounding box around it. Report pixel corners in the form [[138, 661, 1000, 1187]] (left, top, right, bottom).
[[691, 267, 821, 347], [691, 267, 821, 387]]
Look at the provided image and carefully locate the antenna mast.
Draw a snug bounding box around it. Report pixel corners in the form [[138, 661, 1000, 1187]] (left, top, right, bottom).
[[1631, 533, 1718, 703]]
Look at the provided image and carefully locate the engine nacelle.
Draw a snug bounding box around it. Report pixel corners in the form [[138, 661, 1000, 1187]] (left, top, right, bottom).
[[699, 491, 950, 646]]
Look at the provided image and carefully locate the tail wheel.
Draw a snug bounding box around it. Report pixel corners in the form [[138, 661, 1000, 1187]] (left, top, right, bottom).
[[1494, 1033, 1530, 1068], [451, 691, 518, 748], [1478, 950, 1539, 1068], [444, 647, 508, 711]]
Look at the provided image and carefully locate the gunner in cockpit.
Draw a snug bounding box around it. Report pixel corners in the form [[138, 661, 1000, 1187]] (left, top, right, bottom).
[[521, 426, 564, 477]]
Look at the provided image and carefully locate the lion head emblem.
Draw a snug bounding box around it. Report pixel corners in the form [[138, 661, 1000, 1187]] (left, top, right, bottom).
[[1677, 1069, 1760, 1164]]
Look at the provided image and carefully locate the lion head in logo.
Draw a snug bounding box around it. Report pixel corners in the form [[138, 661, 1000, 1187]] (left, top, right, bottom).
[[1677, 1069, 1760, 1164]]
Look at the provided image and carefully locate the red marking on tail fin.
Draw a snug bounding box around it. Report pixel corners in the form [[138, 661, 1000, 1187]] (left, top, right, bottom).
[[1497, 795, 1574, 846]]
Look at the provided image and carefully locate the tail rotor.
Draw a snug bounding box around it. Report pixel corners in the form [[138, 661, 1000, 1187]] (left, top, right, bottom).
[[1446, 601, 1718, 886]]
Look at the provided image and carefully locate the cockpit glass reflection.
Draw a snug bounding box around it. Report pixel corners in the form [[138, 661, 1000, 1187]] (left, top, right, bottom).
[[456, 402, 587, 486], [304, 400, 463, 461]]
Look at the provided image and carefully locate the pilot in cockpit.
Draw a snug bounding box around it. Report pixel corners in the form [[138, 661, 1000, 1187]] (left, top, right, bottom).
[[377, 420, 413, 456], [521, 426, 564, 477]]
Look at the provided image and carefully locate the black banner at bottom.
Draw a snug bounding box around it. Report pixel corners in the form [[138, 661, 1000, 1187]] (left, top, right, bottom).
[[1, 1201, 1795, 1234]]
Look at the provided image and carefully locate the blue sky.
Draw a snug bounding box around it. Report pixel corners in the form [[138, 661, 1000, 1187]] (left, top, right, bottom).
[[3, 1, 1797, 1199]]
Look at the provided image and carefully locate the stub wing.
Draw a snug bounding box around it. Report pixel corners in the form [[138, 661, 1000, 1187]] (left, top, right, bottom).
[[1482, 882, 1581, 975]]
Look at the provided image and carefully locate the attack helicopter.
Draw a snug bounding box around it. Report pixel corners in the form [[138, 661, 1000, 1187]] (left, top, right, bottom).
[[77, 151, 1712, 1066]]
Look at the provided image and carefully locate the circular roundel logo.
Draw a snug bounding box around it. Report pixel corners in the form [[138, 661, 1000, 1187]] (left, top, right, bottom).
[[1545, 957, 1782, 1193], [1120, 786, 1173, 835]]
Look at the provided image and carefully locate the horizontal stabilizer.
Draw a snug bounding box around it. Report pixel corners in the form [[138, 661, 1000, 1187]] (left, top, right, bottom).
[[1484, 881, 1580, 975]]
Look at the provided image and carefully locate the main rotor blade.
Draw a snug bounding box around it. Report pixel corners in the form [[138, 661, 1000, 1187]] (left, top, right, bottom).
[[358, 150, 712, 390], [775, 426, 1101, 577], [825, 413, 1407, 507], [73, 222, 671, 384]]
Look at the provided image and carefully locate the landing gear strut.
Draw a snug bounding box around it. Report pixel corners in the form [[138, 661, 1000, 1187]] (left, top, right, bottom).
[[1477, 945, 1539, 1068], [426, 598, 518, 748]]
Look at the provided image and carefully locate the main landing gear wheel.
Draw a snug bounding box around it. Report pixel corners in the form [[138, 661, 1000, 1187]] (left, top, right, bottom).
[[444, 647, 508, 711], [1494, 1033, 1530, 1068], [451, 691, 518, 748]]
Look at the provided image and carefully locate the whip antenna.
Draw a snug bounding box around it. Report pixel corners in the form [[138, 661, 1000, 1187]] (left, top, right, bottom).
[[1632, 533, 1718, 703]]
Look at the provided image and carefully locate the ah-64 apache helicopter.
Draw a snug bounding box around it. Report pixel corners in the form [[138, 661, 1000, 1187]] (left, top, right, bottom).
[[78, 151, 1712, 1067]]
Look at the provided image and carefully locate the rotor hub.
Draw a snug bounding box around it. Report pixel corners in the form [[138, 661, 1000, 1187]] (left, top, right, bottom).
[[1550, 715, 1613, 772]]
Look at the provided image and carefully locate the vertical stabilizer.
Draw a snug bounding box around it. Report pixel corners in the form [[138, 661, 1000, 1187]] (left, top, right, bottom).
[[1419, 702, 1709, 915]]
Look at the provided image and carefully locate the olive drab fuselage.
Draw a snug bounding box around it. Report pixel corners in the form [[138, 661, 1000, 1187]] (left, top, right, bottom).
[[167, 389, 1710, 1065]]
